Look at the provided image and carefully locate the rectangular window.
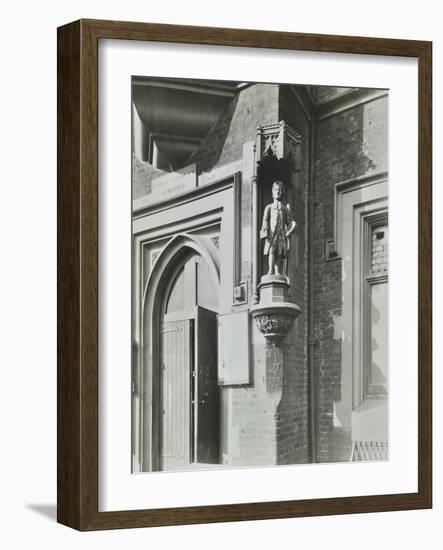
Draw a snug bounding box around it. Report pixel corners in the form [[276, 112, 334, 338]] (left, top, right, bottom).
[[364, 218, 389, 398]]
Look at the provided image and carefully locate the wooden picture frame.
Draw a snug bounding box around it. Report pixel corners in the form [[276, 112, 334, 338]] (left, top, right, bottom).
[[57, 19, 432, 530]]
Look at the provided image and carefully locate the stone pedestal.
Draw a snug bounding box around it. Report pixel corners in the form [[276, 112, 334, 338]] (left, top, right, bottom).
[[231, 275, 306, 466], [250, 275, 301, 346]]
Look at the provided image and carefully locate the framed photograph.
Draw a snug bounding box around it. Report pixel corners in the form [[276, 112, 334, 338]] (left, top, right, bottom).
[[57, 19, 432, 530]]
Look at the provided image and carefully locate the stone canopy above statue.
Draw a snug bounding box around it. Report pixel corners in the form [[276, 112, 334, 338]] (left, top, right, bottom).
[[256, 121, 302, 184]]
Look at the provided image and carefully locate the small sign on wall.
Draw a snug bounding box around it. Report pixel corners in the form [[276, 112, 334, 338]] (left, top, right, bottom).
[[217, 309, 250, 385]]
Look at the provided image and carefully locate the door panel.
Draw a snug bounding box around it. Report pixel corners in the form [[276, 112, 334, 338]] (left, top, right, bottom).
[[161, 319, 191, 471], [196, 307, 220, 464]]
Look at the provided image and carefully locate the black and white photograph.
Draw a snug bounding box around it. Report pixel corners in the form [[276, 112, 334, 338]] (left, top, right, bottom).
[[2, 0, 437, 542], [131, 77, 389, 473]]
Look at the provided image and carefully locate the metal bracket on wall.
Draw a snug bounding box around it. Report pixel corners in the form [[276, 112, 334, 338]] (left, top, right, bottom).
[[233, 280, 248, 305], [325, 238, 340, 261]]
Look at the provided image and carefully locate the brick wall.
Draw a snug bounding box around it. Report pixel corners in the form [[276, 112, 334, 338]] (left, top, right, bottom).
[[313, 95, 388, 462], [223, 85, 310, 466], [229, 341, 308, 466], [132, 154, 165, 199], [191, 84, 280, 175], [277, 86, 311, 464]]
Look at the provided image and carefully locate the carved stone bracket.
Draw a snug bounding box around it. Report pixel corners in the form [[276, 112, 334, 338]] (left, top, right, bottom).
[[250, 276, 301, 346], [251, 305, 301, 346], [325, 238, 340, 261]]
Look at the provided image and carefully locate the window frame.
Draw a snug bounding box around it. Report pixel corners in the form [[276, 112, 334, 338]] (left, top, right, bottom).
[[361, 212, 389, 402]]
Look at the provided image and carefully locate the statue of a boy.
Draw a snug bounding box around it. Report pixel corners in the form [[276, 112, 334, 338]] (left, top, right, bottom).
[[260, 180, 296, 277]]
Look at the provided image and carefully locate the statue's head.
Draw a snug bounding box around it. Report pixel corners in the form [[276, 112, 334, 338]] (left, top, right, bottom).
[[272, 180, 285, 201]]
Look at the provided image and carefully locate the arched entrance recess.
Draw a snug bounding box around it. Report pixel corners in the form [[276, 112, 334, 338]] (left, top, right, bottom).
[[142, 233, 220, 471]]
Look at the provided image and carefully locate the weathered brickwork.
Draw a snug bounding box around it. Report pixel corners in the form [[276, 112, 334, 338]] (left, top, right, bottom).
[[195, 83, 311, 466], [229, 341, 308, 466], [132, 154, 165, 199], [191, 84, 280, 175], [277, 86, 311, 463], [276, 343, 309, 463], [313, 96, 388, 462], [230, 343, 278, 466]]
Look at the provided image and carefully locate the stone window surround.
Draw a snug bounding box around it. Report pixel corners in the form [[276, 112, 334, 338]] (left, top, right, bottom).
[[360, 211, 389, 402], [332, 172, 388, 431]]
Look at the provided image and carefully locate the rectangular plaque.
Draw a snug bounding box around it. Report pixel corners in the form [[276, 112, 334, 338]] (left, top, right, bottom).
[[217, 309, 250, 385]]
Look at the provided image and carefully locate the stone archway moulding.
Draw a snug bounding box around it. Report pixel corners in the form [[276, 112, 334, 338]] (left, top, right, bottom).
[[140, 232, 220, 471], [142, 232, 220, 308]]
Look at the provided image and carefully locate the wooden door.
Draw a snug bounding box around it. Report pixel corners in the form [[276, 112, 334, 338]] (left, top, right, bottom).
[[196, 306, 220, 464], [159, 253, 220, 470], [160, 319, 191, 471]]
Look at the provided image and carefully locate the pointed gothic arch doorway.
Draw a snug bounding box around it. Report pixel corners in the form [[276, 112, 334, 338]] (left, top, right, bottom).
[[158, 252, 220, 471]]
